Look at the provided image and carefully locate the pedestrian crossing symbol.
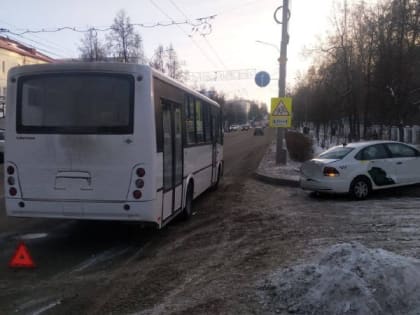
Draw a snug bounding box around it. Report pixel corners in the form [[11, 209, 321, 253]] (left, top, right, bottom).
[[270, 97, 292, 128], [272, 100, 290, 116]]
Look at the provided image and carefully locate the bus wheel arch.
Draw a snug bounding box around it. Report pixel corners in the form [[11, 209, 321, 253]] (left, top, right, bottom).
[[211, 164, 222, 191], [219, 160, 224, 176], [182, 179, 194, 220]]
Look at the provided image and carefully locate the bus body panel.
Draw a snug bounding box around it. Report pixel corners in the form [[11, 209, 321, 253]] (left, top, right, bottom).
[[10, 135, 151, 201], [6, 198, 158, 222], [6, 64, 158, 220], [184, 145, 213, 198]]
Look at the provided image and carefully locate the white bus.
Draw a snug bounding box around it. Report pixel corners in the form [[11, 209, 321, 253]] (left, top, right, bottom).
[[5, 63, 223, 228]]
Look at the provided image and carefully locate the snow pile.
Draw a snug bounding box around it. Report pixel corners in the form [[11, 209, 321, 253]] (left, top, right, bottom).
[[260, 242, 420, 315]]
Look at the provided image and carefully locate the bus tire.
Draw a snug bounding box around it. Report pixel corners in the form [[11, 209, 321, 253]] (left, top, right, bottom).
[[182, 183, 194, 220], [211, 166, 221, 191]]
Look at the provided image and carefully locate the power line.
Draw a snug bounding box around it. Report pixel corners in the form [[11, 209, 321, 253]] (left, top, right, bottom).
[[149, 0, 219, 69], [167, 0, 228, 70], [202, 37, 228, 70], [0, 15, 216, 36], [3, 33, 68, 59], [216, 0, 263, 16], [16, 34, 72, 58], [0, 19, 73, 57], [6, 33, 69, 59]]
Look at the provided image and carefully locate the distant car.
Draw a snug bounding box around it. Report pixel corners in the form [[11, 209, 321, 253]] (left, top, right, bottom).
[[241, 124, 250, 131], [253, 127, 264, 136], [229, 124, 240, 132], [300, 140, 420, 199]]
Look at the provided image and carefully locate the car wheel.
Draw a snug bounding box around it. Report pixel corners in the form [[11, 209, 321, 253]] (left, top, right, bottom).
[[181, 183, 194, 220], [350, 177, 371, 200]]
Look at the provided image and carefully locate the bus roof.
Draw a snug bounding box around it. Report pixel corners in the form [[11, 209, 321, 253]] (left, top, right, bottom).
[[8, 62, 220, 109], [151, 67, 220, 108]]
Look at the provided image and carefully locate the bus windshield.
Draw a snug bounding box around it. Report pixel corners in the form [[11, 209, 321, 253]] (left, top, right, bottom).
[[17, 73, 134, 134]]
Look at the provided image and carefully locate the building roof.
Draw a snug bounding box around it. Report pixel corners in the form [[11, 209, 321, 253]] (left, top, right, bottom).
[[0, 36, 54, 63]]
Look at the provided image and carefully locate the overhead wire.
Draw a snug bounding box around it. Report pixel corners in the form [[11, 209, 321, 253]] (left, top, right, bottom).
[[0, 19, 73, 58], [149, 0, 219, 69], [167, 0, 228, 71], [5, 33, 69, 59], [0, 15, 216, 36], [4, 33, 68, 59]]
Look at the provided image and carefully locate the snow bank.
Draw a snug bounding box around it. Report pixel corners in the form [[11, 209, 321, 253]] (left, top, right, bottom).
[[259, 242, 420, 314]]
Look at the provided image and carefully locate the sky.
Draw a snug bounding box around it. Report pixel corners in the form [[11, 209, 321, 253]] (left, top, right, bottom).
[[0, 0, 341, 106]]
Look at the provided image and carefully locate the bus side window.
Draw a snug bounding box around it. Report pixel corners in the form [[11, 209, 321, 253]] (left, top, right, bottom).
[[195, 99, 204, 143], [203, 102, 211, 143], [215, 110, 220, 144], [219, 109, 223, 145], [185, 95, 195, 145]]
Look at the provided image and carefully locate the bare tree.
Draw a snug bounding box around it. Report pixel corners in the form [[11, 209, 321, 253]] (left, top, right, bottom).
[[292, 0, 420, 142], [107, 10, 145, 63], [79, 28, 107, 61], [165, 44, 185, 81], [149, 45, 166, 73], [149, 43, 185, 81]]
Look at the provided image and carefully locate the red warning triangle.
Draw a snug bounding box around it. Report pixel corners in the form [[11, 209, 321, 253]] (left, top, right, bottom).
[[9, 241, 35, 268]]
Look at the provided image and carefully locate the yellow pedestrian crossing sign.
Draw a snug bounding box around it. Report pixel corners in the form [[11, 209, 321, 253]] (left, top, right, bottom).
[[270, 97, 292, 128]]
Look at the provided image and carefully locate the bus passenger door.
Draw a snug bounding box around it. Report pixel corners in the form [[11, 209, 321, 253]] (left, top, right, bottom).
[[162, 101, 183, 220]]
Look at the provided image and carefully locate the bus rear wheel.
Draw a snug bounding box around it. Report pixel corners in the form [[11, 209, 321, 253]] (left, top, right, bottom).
[[211, 166, 221, 191], [181, 183, 194, 220]]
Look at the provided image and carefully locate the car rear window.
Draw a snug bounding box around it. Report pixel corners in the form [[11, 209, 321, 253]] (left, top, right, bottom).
[[319, 147, 354, 159]]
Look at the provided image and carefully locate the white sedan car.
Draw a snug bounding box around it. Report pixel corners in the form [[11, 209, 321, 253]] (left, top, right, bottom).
[[300, 141, 420, 199]]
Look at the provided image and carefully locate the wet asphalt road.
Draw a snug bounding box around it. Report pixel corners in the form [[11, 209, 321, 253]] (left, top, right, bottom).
[[2, 129, 420, 314]]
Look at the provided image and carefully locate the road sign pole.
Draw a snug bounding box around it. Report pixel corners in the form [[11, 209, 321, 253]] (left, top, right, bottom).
[[275, 0, 289, 165]]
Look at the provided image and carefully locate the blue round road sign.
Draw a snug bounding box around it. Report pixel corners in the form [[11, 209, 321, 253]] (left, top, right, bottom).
[[255, 71, 271, 87]]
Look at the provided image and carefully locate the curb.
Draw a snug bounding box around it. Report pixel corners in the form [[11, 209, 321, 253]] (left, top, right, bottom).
[[253, 172, 300, 187]]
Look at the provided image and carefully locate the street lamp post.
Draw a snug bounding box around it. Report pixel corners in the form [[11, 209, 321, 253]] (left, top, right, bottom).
[[255, 0, 290, 165], [275, 0, 290, 164], [255, 40, 280, 53]]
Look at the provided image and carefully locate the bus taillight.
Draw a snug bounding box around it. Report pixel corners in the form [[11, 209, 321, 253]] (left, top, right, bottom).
[[7, 166, 15, 175], [136, 168, 146, 177], [6, 164, 21, 198], [133, 190, 142, 199], [7, 177, 15, 186], [135, 179, 144, 188]]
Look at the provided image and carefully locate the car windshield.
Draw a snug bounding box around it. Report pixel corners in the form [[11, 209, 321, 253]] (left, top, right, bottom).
[[319, 146, 354, 159]]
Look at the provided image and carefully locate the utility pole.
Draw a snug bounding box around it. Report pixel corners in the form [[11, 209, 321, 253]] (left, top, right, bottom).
[[275, 0, 290, 164]]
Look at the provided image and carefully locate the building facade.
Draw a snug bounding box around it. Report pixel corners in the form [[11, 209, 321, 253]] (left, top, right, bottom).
[[0, 36, 54, 98]]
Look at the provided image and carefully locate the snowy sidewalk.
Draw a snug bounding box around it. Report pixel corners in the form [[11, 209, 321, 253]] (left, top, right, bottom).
[[254, 141, 301, 186]]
